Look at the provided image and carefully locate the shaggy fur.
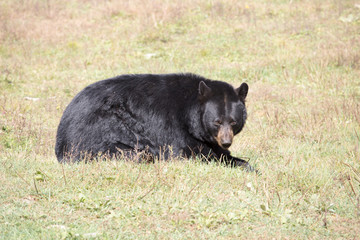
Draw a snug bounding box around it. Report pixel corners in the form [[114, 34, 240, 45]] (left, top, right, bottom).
[[55, 73, 253, 170]]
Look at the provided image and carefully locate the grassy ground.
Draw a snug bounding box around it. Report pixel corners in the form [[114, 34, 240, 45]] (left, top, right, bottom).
[[1, 0, 360, 239]]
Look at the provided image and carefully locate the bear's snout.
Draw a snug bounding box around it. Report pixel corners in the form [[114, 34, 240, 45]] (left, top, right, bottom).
[[216, 125, 234, 149], [221, 140, 232, 149]]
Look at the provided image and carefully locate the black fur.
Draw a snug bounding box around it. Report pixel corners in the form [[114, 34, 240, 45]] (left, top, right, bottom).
[[55, 73, 253, 171]]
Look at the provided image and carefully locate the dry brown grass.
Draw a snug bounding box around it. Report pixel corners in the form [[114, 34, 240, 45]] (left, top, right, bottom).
[[1, 0, 360, 238]]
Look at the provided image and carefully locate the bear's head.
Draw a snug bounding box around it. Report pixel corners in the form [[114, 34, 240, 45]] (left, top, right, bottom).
[[198, 81, 248, 150]]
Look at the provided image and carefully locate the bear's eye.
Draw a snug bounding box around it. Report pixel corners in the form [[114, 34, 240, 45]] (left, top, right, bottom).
[[214, 119, 222, 126], [230, 121, 237, 126]]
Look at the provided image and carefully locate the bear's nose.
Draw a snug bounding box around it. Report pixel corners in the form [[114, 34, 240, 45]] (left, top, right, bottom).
[[221, 141, 232, 149], [217, 125, 234, 149]]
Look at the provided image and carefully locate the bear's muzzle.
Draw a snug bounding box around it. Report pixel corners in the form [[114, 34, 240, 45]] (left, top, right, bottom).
[[216, 125, 234, 149]]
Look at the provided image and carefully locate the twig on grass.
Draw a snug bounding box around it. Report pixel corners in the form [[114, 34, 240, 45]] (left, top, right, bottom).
[[133, 162, 143, 184], [138, 180, 158, 200], [348, 175, 358, 196], [38, 167, 51, 182], [323, 211, 328, 228], [2, 162, 31, 187], [186, 181, 207, 201], [61, 162, 67, 185], [342, 162, 360, 178], [347, 174, 360, 216], [276, 190, 281, 208], [186, 183, 199, 198], [33, 177, 39, 195]]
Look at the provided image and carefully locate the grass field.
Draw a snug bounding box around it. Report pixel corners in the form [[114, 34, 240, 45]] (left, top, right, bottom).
[[1, 0, 360, 239]]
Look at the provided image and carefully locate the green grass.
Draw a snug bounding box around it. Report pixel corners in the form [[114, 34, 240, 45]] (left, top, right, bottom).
[[1, 0, 360, 239]]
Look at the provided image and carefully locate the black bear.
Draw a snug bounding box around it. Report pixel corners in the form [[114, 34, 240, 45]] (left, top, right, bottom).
[[55, 73, 253, 171]]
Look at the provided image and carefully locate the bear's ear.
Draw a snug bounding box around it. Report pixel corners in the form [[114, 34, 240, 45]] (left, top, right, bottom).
[[236, 83, 248, 102], [198, 81, 212, 101]]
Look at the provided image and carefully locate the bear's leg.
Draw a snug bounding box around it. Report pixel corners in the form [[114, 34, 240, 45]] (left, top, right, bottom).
[[228, 156, 256, 172], [210, 146, 256, 172]]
